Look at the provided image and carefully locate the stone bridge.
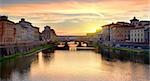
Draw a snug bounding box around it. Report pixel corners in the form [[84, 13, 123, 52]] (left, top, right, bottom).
[[57, 35, 94, 47]]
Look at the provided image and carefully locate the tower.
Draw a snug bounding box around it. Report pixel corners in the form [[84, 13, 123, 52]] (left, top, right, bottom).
[[130, 17, 139, 27]]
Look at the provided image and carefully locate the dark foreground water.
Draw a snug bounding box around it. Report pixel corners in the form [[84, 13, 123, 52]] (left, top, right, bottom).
[[0, 50, 149, 81]]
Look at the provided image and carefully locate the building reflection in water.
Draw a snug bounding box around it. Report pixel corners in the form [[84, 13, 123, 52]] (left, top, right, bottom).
[[0, 54, 36, 81], [41, 49, 55, 64], [0, 48, 55, 81], [0, 49, 149, 81]]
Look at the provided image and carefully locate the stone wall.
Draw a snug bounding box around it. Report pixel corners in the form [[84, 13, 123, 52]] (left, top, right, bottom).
[[0, 42, 45, 57]]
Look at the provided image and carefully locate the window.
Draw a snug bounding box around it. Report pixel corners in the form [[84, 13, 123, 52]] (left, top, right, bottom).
[[14, 28, 16, 34]]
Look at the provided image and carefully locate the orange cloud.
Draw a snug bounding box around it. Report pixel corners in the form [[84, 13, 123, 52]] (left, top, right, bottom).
[[0, 0, 149, 35]]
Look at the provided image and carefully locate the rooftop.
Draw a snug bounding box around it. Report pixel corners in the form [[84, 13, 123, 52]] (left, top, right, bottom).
[[130, 17, 139, 21]]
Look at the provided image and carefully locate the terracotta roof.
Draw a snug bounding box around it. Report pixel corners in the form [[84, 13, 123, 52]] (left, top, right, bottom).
[[131, 26, 144, 29], [140, 20, 150, 22], [33, 27, 39, 29], [0, 19, 15, 24], [102, 23, 115, 27], [111, 24, 134, 28]]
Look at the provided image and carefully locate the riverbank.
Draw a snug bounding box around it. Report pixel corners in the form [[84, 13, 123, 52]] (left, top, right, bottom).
[[0, 44, 53, 62], [95, 44, 149, 64]]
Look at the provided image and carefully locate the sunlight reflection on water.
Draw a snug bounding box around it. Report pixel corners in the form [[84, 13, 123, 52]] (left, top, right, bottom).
[[0, 50, 150, 81]]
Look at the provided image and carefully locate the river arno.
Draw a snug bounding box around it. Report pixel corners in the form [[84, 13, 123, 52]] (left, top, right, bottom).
[[0, 50, 149, 81]]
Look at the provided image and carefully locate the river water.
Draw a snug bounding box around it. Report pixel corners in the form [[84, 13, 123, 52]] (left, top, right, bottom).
[[0, 50, 149, 81]]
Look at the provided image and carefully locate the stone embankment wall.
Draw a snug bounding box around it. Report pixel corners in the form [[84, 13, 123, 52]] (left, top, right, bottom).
[[0, 41, 46, 57], [96, 45, 149, 64]]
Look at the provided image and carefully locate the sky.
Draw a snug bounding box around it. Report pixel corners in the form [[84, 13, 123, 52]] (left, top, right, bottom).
[[0, 0, 150, 35]]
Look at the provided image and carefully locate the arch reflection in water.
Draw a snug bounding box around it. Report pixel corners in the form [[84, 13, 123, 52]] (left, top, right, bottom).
[[68, 41, 78, 51]]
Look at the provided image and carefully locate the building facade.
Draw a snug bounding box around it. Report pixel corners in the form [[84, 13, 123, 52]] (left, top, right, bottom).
[[41, 26, 51, 41], [144, 25, 150, 43], [129, 17, 150, 43], [100, 17, 150, 44], [111, 22, 134, 42], [15, 24, 26, 43], [101, 23, 112, 42], [100, 22, 134, 45], [33, 27, 40, 41], [41, 26, 57, 42], [130, 27, 145, 42], [50, 29, 57, 42], [0, 16, 16, 44], [0, 16, 58, 45], [18, 18, 39, 42]]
